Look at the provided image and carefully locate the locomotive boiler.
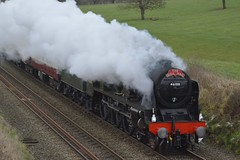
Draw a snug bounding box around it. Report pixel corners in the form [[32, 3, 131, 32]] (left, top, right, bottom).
[[16, 57, 206, 151]]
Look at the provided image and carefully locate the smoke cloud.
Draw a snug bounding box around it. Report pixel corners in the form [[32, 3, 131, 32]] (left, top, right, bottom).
[[0, 0, 186, 97]]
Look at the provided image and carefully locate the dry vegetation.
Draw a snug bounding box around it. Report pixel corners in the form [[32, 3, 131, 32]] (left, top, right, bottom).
[[0, 116, 31, 160], [188, 61, 240, 154]]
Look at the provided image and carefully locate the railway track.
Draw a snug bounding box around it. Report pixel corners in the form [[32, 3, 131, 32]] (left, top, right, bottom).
[[163, 149, 206, 160], [0, 66, 124, 160], [0, 63, 207, 160], [186, 149, 207, 160]]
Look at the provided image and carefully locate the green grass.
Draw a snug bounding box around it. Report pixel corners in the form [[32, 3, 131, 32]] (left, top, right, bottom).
[[0, 116, 32, 160], [80, 0, 240, 79]]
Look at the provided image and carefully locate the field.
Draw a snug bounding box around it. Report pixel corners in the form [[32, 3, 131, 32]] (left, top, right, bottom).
[[80, 0, 240, 79]]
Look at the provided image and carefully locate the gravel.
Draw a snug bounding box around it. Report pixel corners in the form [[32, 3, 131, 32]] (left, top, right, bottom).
[[0, 61, 163, 159], [192, 140, 240, 160], [0, 82, 82, 160], [1, 61, 240, 160]]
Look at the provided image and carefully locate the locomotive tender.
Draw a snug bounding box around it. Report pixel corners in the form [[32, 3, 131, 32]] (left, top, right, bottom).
[[17, 57, 206, 150]]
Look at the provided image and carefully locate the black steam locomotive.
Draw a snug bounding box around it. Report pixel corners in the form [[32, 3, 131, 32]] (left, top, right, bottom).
[[16, 57, 206, 151]]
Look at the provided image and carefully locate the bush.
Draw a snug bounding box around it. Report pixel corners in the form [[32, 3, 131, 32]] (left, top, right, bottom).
[[187, 61, 240, 154]]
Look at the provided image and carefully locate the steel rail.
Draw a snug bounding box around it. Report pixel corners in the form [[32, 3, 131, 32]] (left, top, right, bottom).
[[1, 64, 206, 160], [187, 149, 207, 160], [0, 74, 99, 160], [0, 65, 125, 160]]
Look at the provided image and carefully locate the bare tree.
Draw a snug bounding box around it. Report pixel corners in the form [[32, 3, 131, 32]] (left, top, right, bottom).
[[125, 0, 166, 20], [93, 0, 101, 4], [222, 0, 226, 9]]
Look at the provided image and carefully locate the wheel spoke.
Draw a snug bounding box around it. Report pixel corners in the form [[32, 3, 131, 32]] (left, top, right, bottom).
[[123, 116, 134, 135], [115, 112, 122, 128], [100, 103, 109, 120]]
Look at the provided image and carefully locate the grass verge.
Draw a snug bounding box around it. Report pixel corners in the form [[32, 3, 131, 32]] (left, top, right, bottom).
[[0, 116, 32, 160]]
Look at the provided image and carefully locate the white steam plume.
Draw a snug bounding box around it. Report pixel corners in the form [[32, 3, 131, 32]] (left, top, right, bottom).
[[0, 0, 186, 97]]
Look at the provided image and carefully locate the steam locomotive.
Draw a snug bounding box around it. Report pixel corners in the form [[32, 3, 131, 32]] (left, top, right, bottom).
[[16, 57, 206, 151]]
